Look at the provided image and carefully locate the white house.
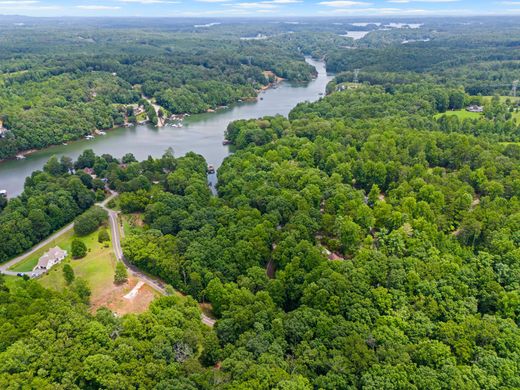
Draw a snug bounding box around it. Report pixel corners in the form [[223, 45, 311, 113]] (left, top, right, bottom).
[[34, 246, 67, 271], [467, 105, 484, 113]]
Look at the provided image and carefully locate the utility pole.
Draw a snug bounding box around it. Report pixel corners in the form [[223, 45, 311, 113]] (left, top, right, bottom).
[[512, 80, 519, 98], [353, 69, 360, 84]]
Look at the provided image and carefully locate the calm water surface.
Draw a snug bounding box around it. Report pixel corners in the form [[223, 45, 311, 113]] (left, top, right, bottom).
[[0, 58, 332, 197]]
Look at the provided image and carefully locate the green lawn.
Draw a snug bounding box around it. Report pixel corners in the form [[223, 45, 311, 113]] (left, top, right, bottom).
[[9, 229, 75, 273], [39, 228, 116, 296], [481, 95, 520, 104], [2, 275, 21, 290], [434, 109, 482, 120]]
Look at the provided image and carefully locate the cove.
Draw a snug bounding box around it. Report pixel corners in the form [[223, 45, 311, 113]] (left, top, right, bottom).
[[0, 58, 332, 198]]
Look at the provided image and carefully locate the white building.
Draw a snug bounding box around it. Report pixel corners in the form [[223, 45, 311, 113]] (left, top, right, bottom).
[[467, 105, 484, 113], [34, 246, 67, 271]]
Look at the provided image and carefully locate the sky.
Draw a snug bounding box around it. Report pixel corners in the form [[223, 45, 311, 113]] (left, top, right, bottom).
[[0, 0, 519, 18]]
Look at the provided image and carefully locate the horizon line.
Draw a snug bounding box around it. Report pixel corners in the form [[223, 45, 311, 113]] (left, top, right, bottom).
[[2, 14, 520, 19]]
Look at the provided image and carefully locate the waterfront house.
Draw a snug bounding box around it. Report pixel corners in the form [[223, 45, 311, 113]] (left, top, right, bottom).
[[84, 167, 97, 178]]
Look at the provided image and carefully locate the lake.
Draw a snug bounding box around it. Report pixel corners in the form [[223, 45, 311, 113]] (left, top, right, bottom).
[[0, 58, 332, 197]]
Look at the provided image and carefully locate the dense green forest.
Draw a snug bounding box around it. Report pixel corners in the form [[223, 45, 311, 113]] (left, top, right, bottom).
[[2, 82, 518, 388], [1, 16, 520, 389], [0, 156, 96, 262], [3, 17, 519, 160], [324, 18, 520, 97], [0, 278, 211, 388], [0, 20, 319, 159]]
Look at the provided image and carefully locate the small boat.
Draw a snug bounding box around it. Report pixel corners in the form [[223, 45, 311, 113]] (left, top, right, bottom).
[[222, 139, 231, 145], [16, 154, 26, 160], [62, 142, 68, 146], [85, 135, 94, 140], [207, 164, 215, 174], [98, 131, 106, 135]]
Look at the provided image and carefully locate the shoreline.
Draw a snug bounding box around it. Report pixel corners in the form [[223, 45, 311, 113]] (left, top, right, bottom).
[[0, 69, 313, 165]]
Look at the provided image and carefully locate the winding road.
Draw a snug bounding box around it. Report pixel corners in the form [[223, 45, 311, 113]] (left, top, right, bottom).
[[0, 191, 215, 327], [0, 193, 116, 277], [99, 195, 216, 327], [1, 190, 216, 326]]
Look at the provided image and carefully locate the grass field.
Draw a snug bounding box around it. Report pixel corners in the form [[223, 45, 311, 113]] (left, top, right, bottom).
[[39, 228, 116, 296], [37, 225, 160, 315], [481, 95, 520, 104], [434, 109, 482, 120], [9, 229, 75, 273]]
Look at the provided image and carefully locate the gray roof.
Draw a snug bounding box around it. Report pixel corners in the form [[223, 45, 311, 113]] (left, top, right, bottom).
[[36, 246, 67, 269]]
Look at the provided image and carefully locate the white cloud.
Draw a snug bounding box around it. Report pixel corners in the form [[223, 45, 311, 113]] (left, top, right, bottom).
[[0, 1, 39, 4], [267, 0, 302, 3], [319, 1, 372, 7], [76, 5, 122, 10], [388, 0, 460, 2], [0, 1, 61, 10], [118, 0, 180, 3], [232, 2, 278, 8]]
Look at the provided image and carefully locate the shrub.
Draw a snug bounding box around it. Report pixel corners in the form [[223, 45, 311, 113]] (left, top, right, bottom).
[[98, 229, 110, 243], [63, 264, 75, 284], [114, 262, 128, 285], [71, 239, 87, 259], [74, 206, 107, 236]]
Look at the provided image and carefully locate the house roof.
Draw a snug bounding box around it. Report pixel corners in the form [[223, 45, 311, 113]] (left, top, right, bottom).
[[36, 246, 67, 269]]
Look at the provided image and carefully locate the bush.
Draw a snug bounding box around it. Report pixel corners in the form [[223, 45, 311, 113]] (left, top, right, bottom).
[[74, 206, 107, 236], [98, 229, 110, 243], [63, 264, 75, 285], [71, 278, 91, 305], [114, 262, 128, 285], [71, 239, 87, 259], [95, 189, 105, 202]]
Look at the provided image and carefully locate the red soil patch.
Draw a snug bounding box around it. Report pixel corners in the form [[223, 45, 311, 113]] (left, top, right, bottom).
[[91, 275, 159, 316]]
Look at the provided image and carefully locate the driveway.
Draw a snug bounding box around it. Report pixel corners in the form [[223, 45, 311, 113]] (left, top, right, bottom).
[[0, 193, 116, 277]]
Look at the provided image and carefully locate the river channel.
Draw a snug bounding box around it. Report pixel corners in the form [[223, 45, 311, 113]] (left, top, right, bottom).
[[0, 58, 332, 197]]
